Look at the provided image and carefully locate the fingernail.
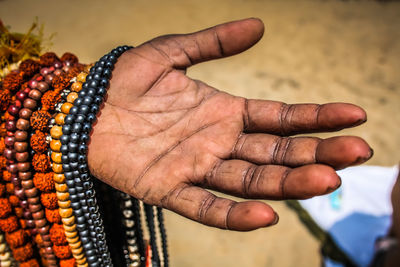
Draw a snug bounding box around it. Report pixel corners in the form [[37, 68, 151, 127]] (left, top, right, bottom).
[[367, 148, 374, 160], [326, 175, 342, 194], [355, 117, 367, 126], [269, 212, 279, 226]]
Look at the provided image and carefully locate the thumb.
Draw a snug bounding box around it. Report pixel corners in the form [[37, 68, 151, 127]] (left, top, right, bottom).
[[140, 18, 265, 68]]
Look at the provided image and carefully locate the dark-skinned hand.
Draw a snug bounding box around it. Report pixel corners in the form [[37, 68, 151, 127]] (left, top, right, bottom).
[[87, 18, 372, 231]]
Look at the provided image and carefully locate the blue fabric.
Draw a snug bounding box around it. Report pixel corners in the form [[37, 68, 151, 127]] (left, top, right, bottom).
[[328, 212, 391, 267], [325, 257, 345, 267]]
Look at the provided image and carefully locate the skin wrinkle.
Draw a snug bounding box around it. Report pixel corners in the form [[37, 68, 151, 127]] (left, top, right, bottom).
[[204, 159, 224, 188], [134, 120, 220, 191], [242, 165, 257, 197], [160, 182, 190, 208], [231, 133, 246, 159], [172, 37, 194, 67], [197, 194, 217, 223], [315, 104, 322, 128], [279, 168, 291, 199], [148, 41, 175, 66], [280, 137, 292, 165], [243, 98, 250, 131], [213, 27, 225, 57], [224, 201, 237, 230]]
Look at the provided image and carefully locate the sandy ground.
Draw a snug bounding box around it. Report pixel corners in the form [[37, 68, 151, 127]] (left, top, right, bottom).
[[1, 0, 399, 266]]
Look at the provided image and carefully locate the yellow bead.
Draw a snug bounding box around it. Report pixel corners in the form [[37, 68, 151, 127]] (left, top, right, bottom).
[[76, 72, 87, 83], [52, 163, 63, 173], [71, 82, 83, 92], [72, 248, 84, 257], [67, 92, 79, 104], [53, 173, 65, 183], [62, 216, 75, 226], [55, 113, 66, 125], [76, 254, 88, 263], [55, 183, 68, 192], [66, 235, 80, 244], [50, 126, 63, 139], [51, 152, 62, 164], [65, 230, 77, 238], [59, 208, 73, 218], [50, 139, 61, 152], [61, 102, 73, 114], [56, 191, 70, 201], [63, 223, 76, 232], [58, 200, 70, 209], [69, 240, 82, 249]]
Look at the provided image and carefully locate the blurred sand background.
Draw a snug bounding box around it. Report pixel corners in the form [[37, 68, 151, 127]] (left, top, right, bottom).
[[1, 0, 399, 266]]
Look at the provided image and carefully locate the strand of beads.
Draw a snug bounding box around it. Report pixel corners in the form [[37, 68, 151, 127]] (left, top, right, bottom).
[[156, 207, 168, 267], [35, 54, 83, 267], [51, 70, 90, 267], [144, 204, 160, 267], [60, 45, 132, 267], [2, 59, 43, 267], [17, 65, 59, 266], [119, 192, 145, 267], [0, 232, 16, 267]]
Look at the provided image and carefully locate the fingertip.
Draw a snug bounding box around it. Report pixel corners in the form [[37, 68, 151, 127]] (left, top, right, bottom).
[[227, 201, 277, 231], [317, 136, 373, 169], [216, 18, 266, 56], [286, 165, 340, 199], [319, 103, 367, 130]]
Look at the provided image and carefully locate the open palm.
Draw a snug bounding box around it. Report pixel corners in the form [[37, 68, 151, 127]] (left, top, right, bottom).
[[88, 19, 372, 231]]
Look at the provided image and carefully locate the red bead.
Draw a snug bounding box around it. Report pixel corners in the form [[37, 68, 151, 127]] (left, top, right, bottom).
[[29, 80, 38, 88], [8, 105, 20, 116], [16, 91, 27, 101]]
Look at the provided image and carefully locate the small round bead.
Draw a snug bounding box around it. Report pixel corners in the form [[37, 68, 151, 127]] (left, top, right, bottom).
[[27, 196, 40, 204], [59, 208, 74, 218], [61, 102, 74, 114], [67, 92, 79, 103], [21, 179, 34, 189], [16, 119, 30, 131], [62, 216, 75, 226], [51, 152, 62, 164], [62, 124, 71, 135], [24, 187, 38, 198], [17, 162, 30, 171], [57, 200, 70, 209], [19, 108, 32, 119], [52, 163, 63, 174], [55, 113, 66, 125], [19, 171, 32, 180], [28, 89, 42, 100], [23, 98, 37, 109], [15, 152, 29, 162], [14, 130, 28, 141], [50, 139, 62, 152], [69, 106, 79, 115], [37, 81, 49, 92], [77, 73, 87, 82], [50, 126, 63, 139], [5, 120, 16, 131], [32, 210, 45, 220], [53, 173, 65, 183], [56, 192, 70, 202], [14, 141, 28, 152]]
